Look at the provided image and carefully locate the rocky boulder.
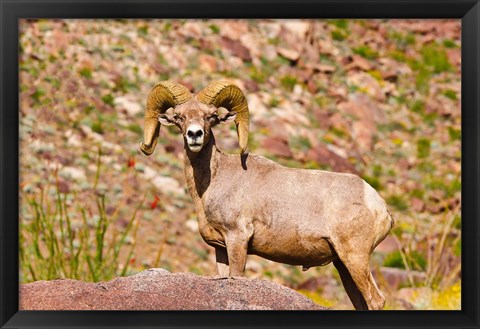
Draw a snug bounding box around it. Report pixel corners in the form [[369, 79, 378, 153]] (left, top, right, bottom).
[[20, 268, 326, 310]]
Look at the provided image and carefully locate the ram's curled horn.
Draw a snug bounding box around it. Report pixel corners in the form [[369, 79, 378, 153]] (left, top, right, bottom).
[[140, 81, 192, 155], [197, 80, 250, 154]]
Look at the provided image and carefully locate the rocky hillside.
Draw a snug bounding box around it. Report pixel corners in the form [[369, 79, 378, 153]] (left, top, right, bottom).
[[19, 19, 461, 310]]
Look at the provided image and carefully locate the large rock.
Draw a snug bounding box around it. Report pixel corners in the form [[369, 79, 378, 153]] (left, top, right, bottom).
[[20, 269, 325, 310]]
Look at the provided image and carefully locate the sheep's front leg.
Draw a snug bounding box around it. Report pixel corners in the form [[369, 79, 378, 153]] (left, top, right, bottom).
[[215, 247, 229, 277], [225, 234, 249, 277]]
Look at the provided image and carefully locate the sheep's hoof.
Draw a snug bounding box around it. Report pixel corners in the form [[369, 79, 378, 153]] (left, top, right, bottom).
[[302, 266, 310, 272], [211, 276, 229, 280]]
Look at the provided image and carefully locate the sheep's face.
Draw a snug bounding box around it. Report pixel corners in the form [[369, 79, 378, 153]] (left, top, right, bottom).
[[159, 99, 237, 153]]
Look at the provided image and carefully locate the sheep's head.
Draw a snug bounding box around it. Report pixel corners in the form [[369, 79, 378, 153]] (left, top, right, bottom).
[[140, 80, 250, 155]]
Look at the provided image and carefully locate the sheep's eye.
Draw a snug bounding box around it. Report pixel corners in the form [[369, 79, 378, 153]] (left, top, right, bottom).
[[208, 114, 218, 122], [173, 115, 183, 122]]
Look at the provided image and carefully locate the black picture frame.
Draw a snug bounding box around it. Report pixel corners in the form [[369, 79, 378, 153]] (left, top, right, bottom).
[[1, 0, 478, 328]]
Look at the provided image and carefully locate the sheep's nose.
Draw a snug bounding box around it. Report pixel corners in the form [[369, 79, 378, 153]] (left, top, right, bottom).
[[187, 128, 203, 139]]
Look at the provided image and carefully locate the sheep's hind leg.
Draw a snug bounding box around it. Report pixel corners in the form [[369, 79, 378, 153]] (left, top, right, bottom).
[[335, 253, 385, 310], [333, 259, 368, 310], [215, 247, 229, 277]]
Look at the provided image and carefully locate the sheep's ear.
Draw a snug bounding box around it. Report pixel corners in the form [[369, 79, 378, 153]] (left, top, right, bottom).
[[218, 111, 237, 124], [158, 113, 176, 126]]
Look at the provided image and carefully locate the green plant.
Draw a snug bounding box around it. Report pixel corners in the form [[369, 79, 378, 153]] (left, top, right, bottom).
[[208, 24, 220, 34], [421, 44, 452, 74], [101, 94, 115, 106], [389, 198, 461, 300], [415, 68, 432, 94], [328, 19, 348, 29], [425, 202, 462, 288], [448, 127, 461, 142], [31, 87, 45, 103], [331, 29, 348, 41], [19, 149, 145, 283], [383, 250, 404, 269], [390, 31, 416, 50], [280, 75, 298, 91], [127, 123, 143, 135], [297, 289, 337, 308], [442, 39, 457, 48], [352, 45, 378, 60], [137, 25, 148, 36], [431, 282, 461, 309], [249, 65, 268, 83], [79, 67, 93, 79], [411, 99, 425, 113], [289, 136, 311, 152], [384, 250, 426, 272], [363, 175, 381, 190], [389, 50, 407, 62], [269, 97, 281, 107], [386, 195, 408, 211], [442, 89, 457, 100], [91, 120, 104, 134], [417, 138, 431, 158]]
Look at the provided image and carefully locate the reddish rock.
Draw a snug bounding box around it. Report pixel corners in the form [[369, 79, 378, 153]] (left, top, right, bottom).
[[307, 80, 318, 94], [411, 197, 425, 213], [373, 267, 426, 290], [296, 276, 338, 293], [345, 55, 372, 72], [446, 48, 461, 68], [306, 146, 358, 174], [151, 62, 168, 75], [312, 108, 331, 130], [244, 79, 260, 92], [277, 47, 300, 62], [283, 21, 310, 39], [220, 37, 252, 62], [375, 235, 399, 254], [261, 136, 293, 158], [198, 54, 218, 72], [328, 112, 350, 133], [20, 269, 325, 310], [337, 93, 386, 152], [327, 85, 347, 100], [314, 64, 336, 74], [164, 140, 184, 156], [396, 158, 411, 170], [218, 20, 250, 41]]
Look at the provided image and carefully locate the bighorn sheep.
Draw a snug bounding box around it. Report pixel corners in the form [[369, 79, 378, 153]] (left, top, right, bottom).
[[140, 80, 394, 310]]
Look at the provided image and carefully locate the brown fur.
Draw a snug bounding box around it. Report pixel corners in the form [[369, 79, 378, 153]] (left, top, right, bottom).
[[150, 95, 394, 310]]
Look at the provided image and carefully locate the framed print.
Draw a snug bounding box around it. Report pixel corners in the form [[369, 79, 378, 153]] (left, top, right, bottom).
[[1, 0, 479, 328]]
